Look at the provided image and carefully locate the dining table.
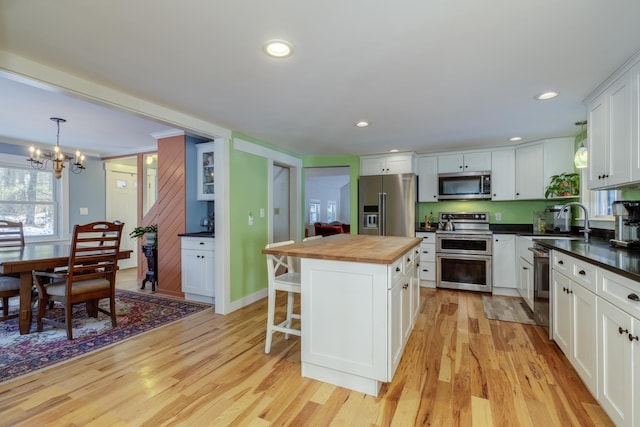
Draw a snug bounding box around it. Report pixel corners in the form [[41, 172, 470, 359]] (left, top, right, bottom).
[[0, 242, 132, 335]]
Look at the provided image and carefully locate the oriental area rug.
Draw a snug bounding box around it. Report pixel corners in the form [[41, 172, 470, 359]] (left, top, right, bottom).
[[0, 290, 210, 383]]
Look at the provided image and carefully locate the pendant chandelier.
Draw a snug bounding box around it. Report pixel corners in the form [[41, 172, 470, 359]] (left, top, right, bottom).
[[574, 120, 588, 169], [27, 117, 86, 179]]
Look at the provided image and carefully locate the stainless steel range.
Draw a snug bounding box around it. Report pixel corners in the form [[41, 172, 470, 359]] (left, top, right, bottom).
[[436, 212, 493, 293]]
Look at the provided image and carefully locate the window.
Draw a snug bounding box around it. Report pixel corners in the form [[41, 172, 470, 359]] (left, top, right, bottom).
[[0, 154, 60, 238], [327, 200, 337, 222], [591, 189, 617, 217], [309, 199, 321, 224]]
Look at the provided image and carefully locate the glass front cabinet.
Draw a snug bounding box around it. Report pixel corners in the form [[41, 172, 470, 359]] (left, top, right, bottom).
[[197, 142, 215, 200]]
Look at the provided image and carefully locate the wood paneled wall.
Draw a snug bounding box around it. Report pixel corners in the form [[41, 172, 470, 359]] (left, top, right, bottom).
[[156, 135, 186, 298]]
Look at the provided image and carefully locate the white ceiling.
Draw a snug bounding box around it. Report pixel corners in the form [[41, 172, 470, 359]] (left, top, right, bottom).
[[1, 1, 640, 158]]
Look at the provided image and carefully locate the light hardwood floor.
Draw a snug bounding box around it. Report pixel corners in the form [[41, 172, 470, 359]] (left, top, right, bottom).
[[0, 277, 613, 426]]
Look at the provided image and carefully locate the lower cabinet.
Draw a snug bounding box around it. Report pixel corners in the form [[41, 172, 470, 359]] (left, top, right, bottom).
[[517, 257, 534, 311], [597, 268, 640, 427], [492, 234, 516, 294], [551, 251, 639, 426], [416, 232, 436, 287], [552, 254, 598, 395], [181, 236, 215, 304]]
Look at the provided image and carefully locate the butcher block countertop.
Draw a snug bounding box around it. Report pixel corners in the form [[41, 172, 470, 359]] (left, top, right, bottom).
[[262, 234, 422, 265]]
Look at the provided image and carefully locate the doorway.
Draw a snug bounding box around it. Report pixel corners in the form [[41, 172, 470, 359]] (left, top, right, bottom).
[[272, 164, 291, 242], [304, 166, 351, 237], [105, 158, 138, 270]]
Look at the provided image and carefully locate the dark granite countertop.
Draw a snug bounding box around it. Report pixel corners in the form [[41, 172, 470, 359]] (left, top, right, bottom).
[[178, 231, 215, 238], [534, 238, 640, 283]]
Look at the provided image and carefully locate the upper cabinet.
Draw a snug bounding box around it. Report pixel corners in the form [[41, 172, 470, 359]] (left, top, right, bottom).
[[360, 152, 415, 176], [587, 73, 632, 189], [197, 142, 216, 200], [491, 149, 515, 201], [585, 50, 640, 190], [515, 138, 574, 200], [437, 152, 491, 173], [417, 155, 438, 202]]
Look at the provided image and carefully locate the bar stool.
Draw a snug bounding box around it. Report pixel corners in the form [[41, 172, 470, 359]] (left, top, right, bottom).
[[264, 240, 301, 354]]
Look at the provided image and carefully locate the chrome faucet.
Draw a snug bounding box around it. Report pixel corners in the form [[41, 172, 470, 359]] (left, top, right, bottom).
[[559, 202, 591, 242]]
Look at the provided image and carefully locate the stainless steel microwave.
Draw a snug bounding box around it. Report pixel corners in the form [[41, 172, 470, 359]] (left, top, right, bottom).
[[438, 171, 491, 200]]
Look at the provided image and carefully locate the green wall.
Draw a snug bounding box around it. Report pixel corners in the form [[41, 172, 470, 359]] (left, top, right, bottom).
[[417, 199, 578, 225], [302, 155, 360, 231]]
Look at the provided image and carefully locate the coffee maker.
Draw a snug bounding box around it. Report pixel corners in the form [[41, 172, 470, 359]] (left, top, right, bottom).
[[610, 201, 640, 248]]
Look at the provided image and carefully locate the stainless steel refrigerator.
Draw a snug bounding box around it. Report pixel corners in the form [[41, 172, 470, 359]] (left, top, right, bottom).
[[359, 173, 416, 237]]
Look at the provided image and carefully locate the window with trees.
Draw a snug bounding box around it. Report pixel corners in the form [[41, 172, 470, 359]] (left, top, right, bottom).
[[0, 160, 57, 237]]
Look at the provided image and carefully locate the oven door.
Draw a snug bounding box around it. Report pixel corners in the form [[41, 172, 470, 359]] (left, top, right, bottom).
[[436, 234, 492, 255], [437, 253, 493, 293]]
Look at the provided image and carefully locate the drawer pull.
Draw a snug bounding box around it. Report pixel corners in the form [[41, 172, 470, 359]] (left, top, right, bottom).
[[628, 293, 640, 302], [578, 270, 586, 276], [558, 260, 564, 265], [422, 250, 429, 254], [619, 327, 629, 335], [396, 267, 401, 272], [629, 334, 639, 342], [422, 269, 429, 272]]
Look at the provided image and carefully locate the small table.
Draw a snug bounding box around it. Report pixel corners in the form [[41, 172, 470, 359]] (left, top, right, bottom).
[[0, 243, 132, 335], [140, 244, 158, 292]]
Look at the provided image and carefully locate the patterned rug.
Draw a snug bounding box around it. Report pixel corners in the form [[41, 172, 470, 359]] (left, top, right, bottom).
[[0, 290, 211, 383]]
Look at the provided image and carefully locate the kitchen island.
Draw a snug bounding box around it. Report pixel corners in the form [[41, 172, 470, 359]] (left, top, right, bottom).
[[263, 234, 421, 396]]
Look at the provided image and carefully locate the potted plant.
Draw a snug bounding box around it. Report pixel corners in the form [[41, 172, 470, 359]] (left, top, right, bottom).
[[130, 224, 158, 248], [545, 172, 580, 198]]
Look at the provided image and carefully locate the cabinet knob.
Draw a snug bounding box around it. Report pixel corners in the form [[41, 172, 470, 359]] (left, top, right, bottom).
[[629, 334, 639, 342], [493, 193, 496, 197], [628, 293, 640, 301], [578, 270, 586, 276], [619, 326, 629, 335], [396, 267, 401, 272], [403, 283, 409, 289], [464, 165, 468, 168], [558, 260, 564, 265], [516, 192, 520, 196], [459, 165, 463, 169], [407, 257, 411, 262]]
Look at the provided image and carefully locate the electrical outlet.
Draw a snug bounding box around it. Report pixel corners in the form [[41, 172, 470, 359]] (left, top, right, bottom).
[[260, 208, 265, 218], [248, 211, 254, 226], [495, 212, 502, 221], [80, 207, 89, 215]]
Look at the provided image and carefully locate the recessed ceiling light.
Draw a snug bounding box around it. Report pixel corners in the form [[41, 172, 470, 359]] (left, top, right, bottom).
[[535, 91, 559, 100], [509, 136, 522, 142], [389, 149, 399, 153], [355, 121, 369, 127], [263, 39, 294, 58]]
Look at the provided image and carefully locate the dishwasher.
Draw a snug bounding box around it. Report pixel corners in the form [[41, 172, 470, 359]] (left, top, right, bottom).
[[528, 243, 552, 338]]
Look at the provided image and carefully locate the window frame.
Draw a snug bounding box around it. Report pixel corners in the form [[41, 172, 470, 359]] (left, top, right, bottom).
[[579, 168, 616, 229], [0, 152, 67, 242]]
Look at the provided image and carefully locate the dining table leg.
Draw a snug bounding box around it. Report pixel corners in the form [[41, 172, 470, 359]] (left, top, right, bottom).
[[19, 271, 33, 334]]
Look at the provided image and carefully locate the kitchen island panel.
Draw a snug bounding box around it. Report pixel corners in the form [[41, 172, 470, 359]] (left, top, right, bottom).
[[301, 258, 388, 396]]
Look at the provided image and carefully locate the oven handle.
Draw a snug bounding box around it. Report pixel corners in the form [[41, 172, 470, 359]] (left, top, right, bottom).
[[528, 247, 549, 258], [437, 253, 492, 261]]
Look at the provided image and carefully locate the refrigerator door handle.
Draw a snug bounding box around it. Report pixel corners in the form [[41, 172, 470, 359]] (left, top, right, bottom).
[[379, 192, 386, 236]]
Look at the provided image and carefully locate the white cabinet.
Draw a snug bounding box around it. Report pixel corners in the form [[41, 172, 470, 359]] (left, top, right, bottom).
[[515, 138, 574, 200], [301, 244, 420, 396], [631, 61, 640, 181], [490, 149, 515, 201], [416, 155, 438, 202], [517, 257, 534, 311], [196, 142, 216, 200], [360, 153, 415, 175], [181, 236, 215, 303], [515, 143, 544, 200], [551, 253, 598, 395], [437, 151, 491, 173], [492, 234, 516, 294], [587, 74, 632, 189], [416, 232, 436, 287], [597, 298, 638, 427], [516, 236, 534, 310]]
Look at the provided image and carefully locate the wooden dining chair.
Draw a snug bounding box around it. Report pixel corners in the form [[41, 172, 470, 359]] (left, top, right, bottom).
[[0, 220, 25, 321], [32, 221, 124, 339], [264, 240, 301, 353]]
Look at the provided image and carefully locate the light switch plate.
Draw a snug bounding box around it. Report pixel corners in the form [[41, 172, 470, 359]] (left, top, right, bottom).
[[495, 212, 502, 221]]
